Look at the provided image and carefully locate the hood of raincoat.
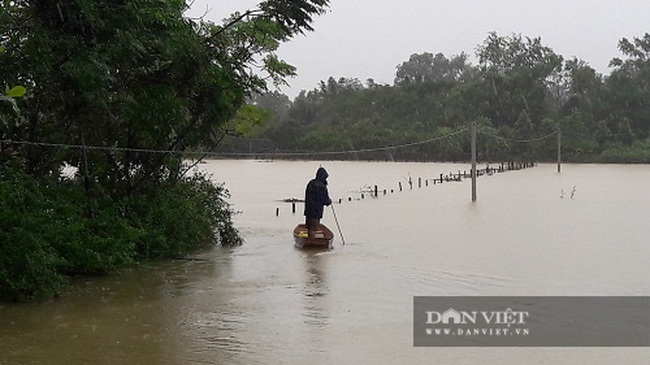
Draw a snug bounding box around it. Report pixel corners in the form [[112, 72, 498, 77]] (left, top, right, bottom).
[[316, 167, 328, 184]]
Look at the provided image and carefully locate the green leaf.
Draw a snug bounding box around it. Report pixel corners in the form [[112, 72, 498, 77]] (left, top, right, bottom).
[[232, 104, 269, 135], [6, 86, 26, 98]]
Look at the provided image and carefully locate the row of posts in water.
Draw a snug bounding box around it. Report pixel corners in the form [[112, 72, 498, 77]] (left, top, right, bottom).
[[275, 161, 535, 216]]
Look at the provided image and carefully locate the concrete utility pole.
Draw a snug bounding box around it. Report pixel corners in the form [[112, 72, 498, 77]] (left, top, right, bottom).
[[557, 127, 562, 173], [471, 122, 477, 202]]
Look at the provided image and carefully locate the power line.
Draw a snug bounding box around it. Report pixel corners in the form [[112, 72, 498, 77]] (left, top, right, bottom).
[[0, 139, 185, 154], [0, 128, 558, 158], [255, 128, 468, 157], [479, 130, 557, 143], [0, 128, 468, 158]]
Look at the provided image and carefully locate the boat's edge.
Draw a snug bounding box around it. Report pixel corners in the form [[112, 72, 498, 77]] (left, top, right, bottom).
[[293, 224, 334, 249]]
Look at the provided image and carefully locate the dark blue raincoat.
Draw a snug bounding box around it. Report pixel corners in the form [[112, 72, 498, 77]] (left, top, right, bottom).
[[304, 167, 332, 219]]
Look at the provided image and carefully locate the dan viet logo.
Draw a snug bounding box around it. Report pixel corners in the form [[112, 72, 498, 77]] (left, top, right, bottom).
[[425, 307, 530, 336], [415, 296, 650, 347]]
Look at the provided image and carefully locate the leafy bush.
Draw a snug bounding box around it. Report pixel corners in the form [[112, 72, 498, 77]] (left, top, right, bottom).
[[599, 141, 650, 163], [127, 172, 242, 259], [0, 167, 65, 301], [0, 162, 241, 302]]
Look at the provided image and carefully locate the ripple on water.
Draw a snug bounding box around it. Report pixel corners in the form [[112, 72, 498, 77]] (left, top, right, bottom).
[[390, 265, 512, 295], [188, 310, 253, 355]]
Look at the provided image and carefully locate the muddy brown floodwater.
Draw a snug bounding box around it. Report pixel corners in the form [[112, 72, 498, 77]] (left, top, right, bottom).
[[1, 161, 650, 364]]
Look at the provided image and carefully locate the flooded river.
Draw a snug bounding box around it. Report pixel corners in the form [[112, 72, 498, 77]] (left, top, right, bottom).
[[1, 161, 650, 364]]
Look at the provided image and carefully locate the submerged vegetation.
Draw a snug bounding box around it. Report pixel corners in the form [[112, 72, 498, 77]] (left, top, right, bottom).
[[0, 0, 329, 301], [226, 33, 650, 163], [0, 165, 240, 301]]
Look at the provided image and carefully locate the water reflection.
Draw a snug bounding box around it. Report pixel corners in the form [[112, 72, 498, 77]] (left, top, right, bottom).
[[300, 250, 330, 330]]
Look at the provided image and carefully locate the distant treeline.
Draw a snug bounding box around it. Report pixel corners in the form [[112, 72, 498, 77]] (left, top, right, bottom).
[[219, 32, 650, 163]]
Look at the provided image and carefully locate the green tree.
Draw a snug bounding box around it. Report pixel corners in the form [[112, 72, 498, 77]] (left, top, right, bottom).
[[0, 0, 330, 301], [395, 52, 472, 84], [0, 45, 26, 114], [554, 58, 605, 157], [475, 32, 563, 135], [606, 33, 650, 140], [241, 32, 650, 163]]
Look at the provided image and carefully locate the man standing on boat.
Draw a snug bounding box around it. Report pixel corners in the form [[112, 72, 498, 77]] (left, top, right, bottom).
[[304, 167, 332, 238]]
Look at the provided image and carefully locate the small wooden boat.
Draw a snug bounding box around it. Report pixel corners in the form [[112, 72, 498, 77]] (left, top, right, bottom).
[[293, 223, 334, 249]]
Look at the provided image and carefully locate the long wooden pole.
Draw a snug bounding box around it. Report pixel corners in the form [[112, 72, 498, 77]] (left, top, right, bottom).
[[331, 205, 346, 246], [471, 122, 477, 202]]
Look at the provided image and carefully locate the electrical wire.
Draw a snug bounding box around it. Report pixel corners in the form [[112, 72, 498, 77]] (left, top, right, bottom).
[[479, 129, 557, 143], [0, 128, 468, 158]]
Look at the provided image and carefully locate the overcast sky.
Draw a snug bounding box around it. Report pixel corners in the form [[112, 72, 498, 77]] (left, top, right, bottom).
[[187, 0, 650, 98]]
